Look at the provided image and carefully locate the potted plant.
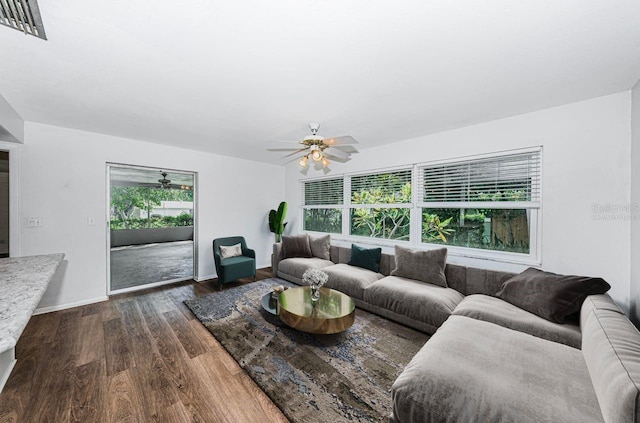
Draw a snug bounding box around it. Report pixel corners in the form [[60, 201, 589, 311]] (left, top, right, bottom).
[[268, 201, 288, 242]]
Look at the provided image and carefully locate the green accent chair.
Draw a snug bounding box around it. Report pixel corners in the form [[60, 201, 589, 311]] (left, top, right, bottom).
[[213, 236, 256, 289]]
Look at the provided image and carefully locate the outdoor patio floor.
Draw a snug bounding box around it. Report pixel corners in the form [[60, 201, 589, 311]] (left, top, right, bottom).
[[110, 240, 194, 291]]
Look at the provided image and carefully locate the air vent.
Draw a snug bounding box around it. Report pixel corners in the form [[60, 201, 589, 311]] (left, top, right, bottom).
[[0, 0, 46, 40]]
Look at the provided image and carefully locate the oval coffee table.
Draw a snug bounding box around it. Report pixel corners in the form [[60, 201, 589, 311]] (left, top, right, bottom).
[[276, 286, 355, 334]]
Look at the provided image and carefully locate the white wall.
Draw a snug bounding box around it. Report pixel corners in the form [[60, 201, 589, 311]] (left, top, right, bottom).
[[16, 122, 284, 310], [631, 81, 640, 324], [285, 92, 633, 311], [0, 94, 23, 144]]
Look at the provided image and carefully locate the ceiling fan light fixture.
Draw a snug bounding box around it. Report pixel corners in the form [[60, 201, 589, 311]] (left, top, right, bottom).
[[268, 122, 358, 171], [158, 172, 171, 189]]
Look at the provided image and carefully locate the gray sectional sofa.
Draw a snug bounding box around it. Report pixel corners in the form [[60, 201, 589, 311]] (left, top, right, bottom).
[[272, 240, 640, 423]]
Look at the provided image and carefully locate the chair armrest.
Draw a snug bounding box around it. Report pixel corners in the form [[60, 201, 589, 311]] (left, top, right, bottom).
[[244, 248, 256, 259], [272, 242, 283, 277], [213, 251, 223, 279]]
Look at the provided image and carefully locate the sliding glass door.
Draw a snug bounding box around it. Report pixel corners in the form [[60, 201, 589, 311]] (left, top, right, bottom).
[[108, 164, 196, 293]]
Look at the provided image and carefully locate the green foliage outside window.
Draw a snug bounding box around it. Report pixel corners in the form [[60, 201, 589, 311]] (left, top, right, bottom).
[[303, 209, 342, 233], [423, 213, 454, 242], [350, 173, 412, 240], [422, 208, 529, 253], [110, 186, 193, 230], [110, 213, 194, 230]]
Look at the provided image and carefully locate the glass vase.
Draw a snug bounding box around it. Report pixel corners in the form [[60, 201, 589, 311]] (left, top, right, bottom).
[[310, 283, 320, 302]]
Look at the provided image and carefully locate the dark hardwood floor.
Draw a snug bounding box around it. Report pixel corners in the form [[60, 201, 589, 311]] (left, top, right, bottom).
[[0, 268, 288, 423]]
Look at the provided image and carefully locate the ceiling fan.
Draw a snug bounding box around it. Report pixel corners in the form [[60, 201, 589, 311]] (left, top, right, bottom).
[[158, 172, 172, 189], [268, 123, 358, 168], [157, 171, 192, 190]]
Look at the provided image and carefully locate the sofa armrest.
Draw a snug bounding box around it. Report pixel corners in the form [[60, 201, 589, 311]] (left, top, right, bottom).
[[243, 248, 256, 259], [272, 242, 283, 277]]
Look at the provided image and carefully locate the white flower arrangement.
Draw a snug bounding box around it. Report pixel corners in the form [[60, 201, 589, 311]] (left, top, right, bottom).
[[302, 268, 328, 288]]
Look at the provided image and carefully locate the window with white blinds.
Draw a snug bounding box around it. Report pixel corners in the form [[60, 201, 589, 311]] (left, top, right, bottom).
[[300, 148, 541, 263], [417, 150, 541, 207], [418, 148, 541, 259], [302, 178, 344, 233], [303, 178, 344, 206]]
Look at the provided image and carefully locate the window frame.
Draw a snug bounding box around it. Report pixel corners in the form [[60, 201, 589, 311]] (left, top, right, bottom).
[[300, 147, 542, 265], [301, 176, 345, 235]]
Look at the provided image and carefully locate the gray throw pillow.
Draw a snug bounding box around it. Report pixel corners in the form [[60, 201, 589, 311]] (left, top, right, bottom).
[[309, 234, 331, 260], [496, 267, 611, 323], [391, 245, 448, 287], [282, 234, 312, 259]]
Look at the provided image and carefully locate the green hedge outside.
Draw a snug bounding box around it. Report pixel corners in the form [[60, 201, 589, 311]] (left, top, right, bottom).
[[110, 213, 193, 230]]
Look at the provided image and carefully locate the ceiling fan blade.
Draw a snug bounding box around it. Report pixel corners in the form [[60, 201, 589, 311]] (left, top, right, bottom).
[[323, 135, 358, 146], [268, 140, 306, 147], [267, 148, 305, 152], [282, 148, 309, 158], [324, 147, 350, 160], [328, 156, 351, 164]]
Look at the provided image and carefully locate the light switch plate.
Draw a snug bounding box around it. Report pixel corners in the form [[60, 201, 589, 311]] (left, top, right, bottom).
[[27, 217, 42, 227]]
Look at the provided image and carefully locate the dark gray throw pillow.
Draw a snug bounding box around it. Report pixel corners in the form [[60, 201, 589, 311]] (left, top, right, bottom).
[[496, 267, 611, 324], [391, 245, 448, 287], [281, 234, 312, 259], [348, 244, 382, 273], [309, 234, 331, 260]]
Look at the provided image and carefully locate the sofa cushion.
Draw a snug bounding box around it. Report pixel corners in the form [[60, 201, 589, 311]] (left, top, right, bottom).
[[323, 263, 383, 300], [464, 266, 515, 296], [281, 234, 312, 259], [581, 301, 640, 423], [453, 294, 581, 348], [309, 234, 331, 260], [277, 257, 334, 284], [364, 275, 464, 329], [348, 244, 382, 273], [391, 246, 448, 287], [391, 315, 603, 423], [496, 267, 611, 324]]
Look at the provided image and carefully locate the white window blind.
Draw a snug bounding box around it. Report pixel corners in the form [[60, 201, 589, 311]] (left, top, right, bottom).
[[418, 150, 541, 207], [0, 0, 46, 39], [351, 169, 412, 205], [303, 178, 344, 206]]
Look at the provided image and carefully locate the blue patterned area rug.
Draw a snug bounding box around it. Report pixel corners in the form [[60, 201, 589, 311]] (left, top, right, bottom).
[[184, 278, 429, 423]]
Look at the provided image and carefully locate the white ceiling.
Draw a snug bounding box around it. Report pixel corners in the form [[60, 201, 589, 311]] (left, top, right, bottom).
[[1, 1, 639, 164], [110, 166, 194, 187]]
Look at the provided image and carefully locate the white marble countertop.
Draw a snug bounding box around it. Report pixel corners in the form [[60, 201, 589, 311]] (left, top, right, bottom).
[[0, 253, 64, 354]]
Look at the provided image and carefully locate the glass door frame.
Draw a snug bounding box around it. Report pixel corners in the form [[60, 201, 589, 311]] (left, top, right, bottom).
[[106, 162, 198, 295]]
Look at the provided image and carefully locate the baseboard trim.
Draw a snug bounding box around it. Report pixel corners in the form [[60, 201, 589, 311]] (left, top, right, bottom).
[[195, 273, 217, 282], [109, 277, 193, 295], [34, 296, 109, 315], [0, 348, 16, 394]]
